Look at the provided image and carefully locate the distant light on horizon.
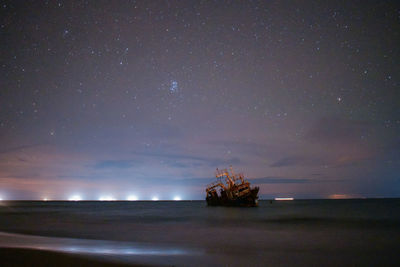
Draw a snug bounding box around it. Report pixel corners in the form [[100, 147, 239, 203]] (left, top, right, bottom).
[[43, 198, 49, 201], [152, 196, 159, 201], [99, 196, 116, 201], [275, 197, 294, 201], [127, 195, 138, 201], [173, 196, 181, 201], [329, 194, 352, 199], [68, 195, 82, 201], [0, 197, 2, 201]]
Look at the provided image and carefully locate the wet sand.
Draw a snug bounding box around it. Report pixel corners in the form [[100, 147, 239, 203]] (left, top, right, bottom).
[[0, 231, 189, 267], [0, 247, 145, 267], [1, 230, 399, 267]]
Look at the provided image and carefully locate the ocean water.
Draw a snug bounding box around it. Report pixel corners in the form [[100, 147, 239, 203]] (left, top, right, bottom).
[[0, 199, 400, 266]]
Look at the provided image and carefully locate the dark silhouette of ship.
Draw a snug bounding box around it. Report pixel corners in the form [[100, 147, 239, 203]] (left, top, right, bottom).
[[206, 167, 259, 207]]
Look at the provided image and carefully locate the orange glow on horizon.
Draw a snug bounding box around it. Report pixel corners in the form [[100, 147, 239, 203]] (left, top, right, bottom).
[[329, 194, 351, 199]]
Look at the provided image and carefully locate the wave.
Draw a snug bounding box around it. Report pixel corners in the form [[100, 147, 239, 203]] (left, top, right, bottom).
[[0, 231, 199, 256]]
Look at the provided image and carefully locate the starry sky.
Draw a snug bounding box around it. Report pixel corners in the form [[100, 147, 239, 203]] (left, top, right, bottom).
[[1, 1, 399, 200]]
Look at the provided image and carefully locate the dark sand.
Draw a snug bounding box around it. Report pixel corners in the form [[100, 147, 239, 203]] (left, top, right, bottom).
[[0, 247, 150, 267]]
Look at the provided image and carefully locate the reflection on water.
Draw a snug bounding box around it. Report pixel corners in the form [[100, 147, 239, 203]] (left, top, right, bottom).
[[0, 231, 195, 256]]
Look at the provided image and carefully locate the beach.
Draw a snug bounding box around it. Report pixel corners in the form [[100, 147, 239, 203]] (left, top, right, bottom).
[[0, 247, 139, 267], [1, 199, 400, 266]]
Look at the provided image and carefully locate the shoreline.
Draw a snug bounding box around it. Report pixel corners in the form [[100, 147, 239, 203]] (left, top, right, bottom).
[[0, 231, 194, 267], [0, 247, 150, 267]]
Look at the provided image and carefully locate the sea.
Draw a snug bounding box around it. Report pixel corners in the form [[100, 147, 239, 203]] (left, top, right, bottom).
[[0, 199, 399, 266]]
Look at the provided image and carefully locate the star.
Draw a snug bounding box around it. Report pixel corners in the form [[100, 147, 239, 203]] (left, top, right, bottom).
[[170, 81, 178, 93]]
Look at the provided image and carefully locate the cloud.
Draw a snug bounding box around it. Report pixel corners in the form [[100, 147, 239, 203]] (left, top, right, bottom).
[[138, 176, 211, 186], [266, 117, 379, 169], [0, 144, 41, 155], [270, 156, 303, 167], [250, 177, 346, 185], [305, 117, 371, 144], [133, 150, 241, 168], [269, 154, 331, 168], [250, 177, 312, 184], [207, 140, 282, 158], [93, 160, 136, 169]]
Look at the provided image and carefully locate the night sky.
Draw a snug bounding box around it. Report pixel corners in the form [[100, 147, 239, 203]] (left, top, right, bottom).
[[1, 1, 399, 200]]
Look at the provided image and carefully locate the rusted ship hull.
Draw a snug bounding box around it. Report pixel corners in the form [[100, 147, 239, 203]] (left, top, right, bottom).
[[206, 167, 260, 207], [206, 187, 259, 207]]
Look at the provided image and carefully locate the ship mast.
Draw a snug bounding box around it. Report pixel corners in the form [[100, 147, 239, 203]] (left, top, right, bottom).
[[216, 167, 234, 189]]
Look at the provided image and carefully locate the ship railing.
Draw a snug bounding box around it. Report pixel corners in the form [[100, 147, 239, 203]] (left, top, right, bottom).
[[232, 173, 245, 183], [206, 181, 225, 191], [232, 176, 242, 182]]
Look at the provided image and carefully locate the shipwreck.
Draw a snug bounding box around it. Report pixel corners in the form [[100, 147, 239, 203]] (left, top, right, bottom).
[[206, 167, 259, 207]]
